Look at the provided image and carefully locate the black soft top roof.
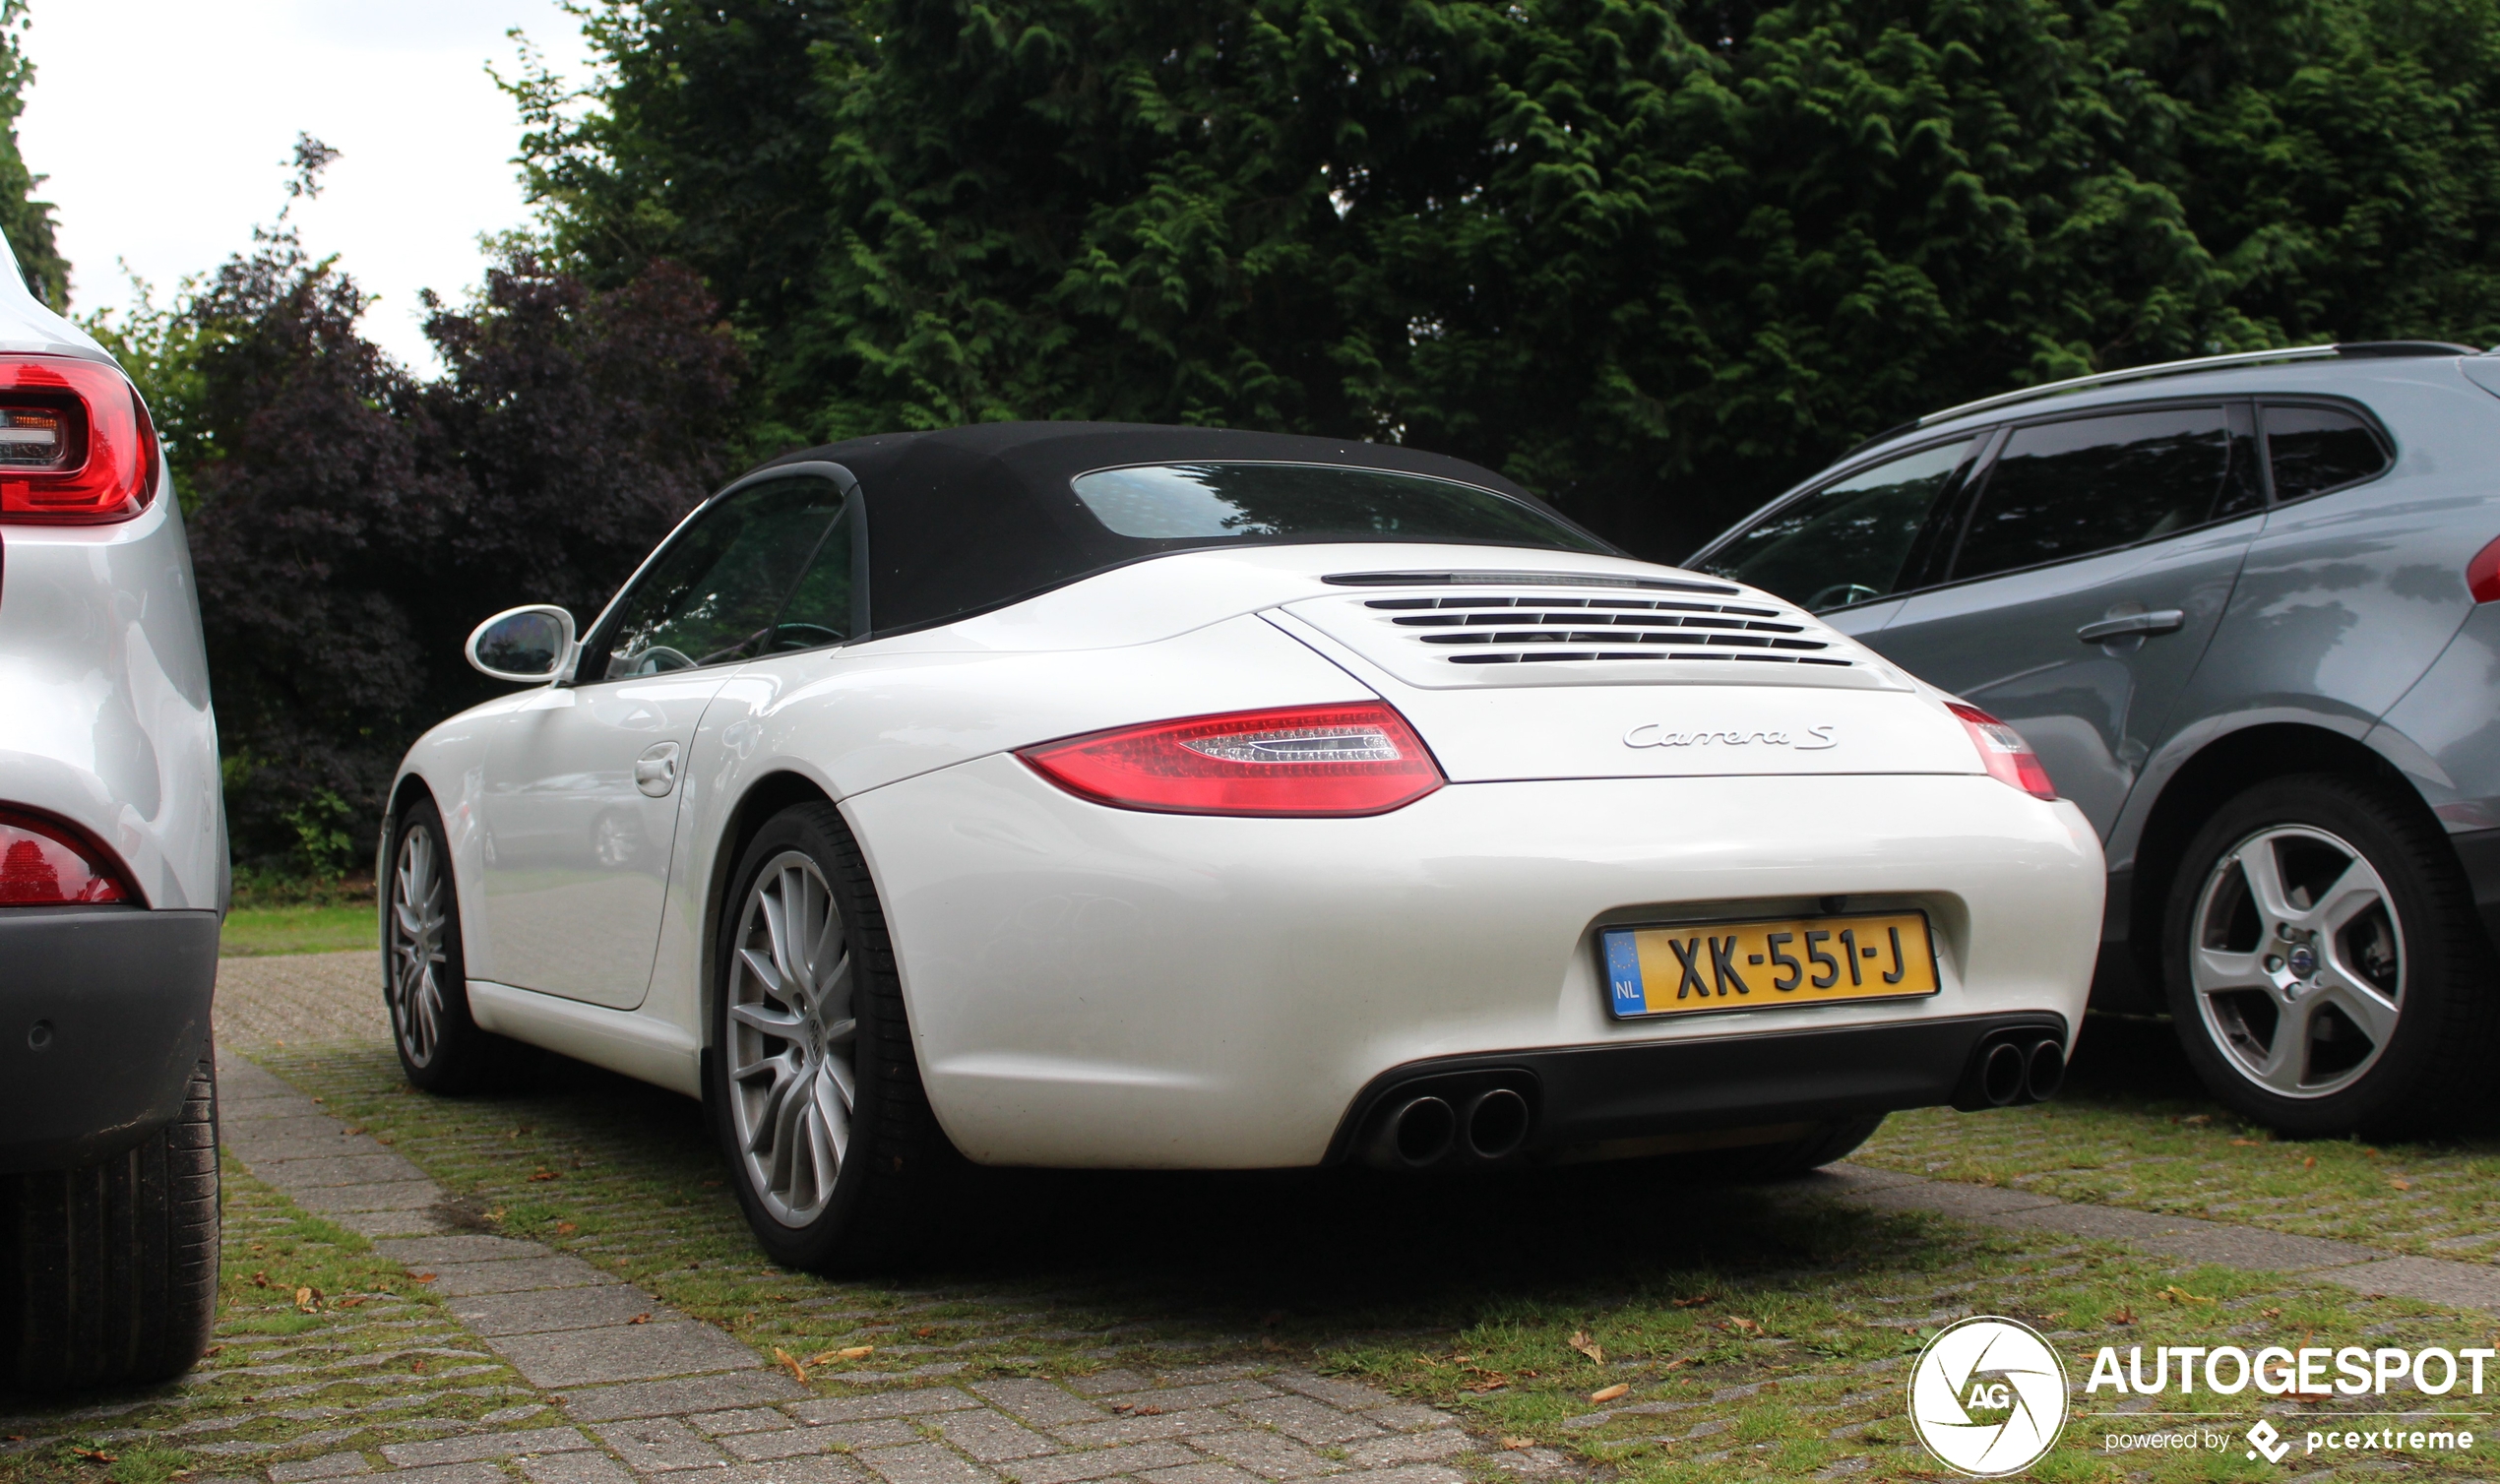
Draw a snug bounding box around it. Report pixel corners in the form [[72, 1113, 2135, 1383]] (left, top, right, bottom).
[[758, 421, 1599, 636]]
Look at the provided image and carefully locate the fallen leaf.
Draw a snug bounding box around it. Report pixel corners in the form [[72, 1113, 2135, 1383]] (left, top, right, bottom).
[[2261, 1308, 2282, 1320], [1660, 1357, 1691, 1371], [2182, 1113, 2211, 1125], [914, 1326, 938, 1338], [410, 1271, 437, 1284], [1500, 1438, 1535, 1451], [1719, 1316, 1763, 1335], [2159, 1285, 2213, 1305], [201, 1345, 223, 1358], [1671, 1294, 1716, 1309], [2109, 1307, 2138, 1326], [1132, 1406, 1165, 1416], [2391, 1178, 2413, 1191], [73, 1448, 117, 1462], [775, 1347, 809, 1384], [2364, 1147, 2381, 1158], [344, 1126, 364, 1136], [529, 1169, 560, 1183], [2304, 1156, 2317, 1169], [294, 1285, 320, 1312], [1589, 1383, 1631, 1403], [250, 1271, 270, 1287], [838, 1345, 873, 1359], [1568, 1330, 1605, 1365], [2230, 1138, 2262, 1146], [336, 1296, 365, 1309], [629, 1314, 653, 1325], [2037, 1311, 2068, 1323], [410, 1358, 426, 1373], [556, 1222, 578, 1236]]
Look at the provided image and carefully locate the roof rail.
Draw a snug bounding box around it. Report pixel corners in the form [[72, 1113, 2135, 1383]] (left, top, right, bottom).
[[1914, 344, 2341, 428]]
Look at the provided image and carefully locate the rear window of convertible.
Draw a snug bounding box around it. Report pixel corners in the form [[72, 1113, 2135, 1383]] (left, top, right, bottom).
[[1069, 462, 1608, 553]]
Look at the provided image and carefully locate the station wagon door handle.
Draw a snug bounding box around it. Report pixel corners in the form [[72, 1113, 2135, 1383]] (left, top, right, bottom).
[[2076, 609, 2186, 643]]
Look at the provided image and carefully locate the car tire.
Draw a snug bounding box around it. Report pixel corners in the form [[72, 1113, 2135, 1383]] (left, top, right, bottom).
[[385, 796, 516, 1094], [2162, 773, 2498, 1139], [0, 1055, 220, 1391], [706, 801, 956, 1272]]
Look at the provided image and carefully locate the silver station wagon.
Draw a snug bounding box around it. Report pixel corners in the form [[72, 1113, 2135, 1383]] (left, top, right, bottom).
[[1691, 342, 2500, 1139]]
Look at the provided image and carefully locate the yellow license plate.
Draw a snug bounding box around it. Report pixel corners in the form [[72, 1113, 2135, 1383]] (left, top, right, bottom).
[[1602, 911, 1939, 1018]]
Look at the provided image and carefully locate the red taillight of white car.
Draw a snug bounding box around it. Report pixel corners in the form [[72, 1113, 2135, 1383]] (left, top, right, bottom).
[[1947, 703, 2058, 801], [1020, 703, 1446, 817], [0, 809, 131, 904], [0, 355, 157, 524]]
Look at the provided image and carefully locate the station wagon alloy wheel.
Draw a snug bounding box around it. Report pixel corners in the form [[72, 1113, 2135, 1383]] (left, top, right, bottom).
[[724, 850, 858, 1226], [389, 822, 452, 1067], [2190, 824, 2405, 1099]]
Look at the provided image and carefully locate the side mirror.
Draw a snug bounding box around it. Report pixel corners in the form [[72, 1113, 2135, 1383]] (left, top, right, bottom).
[[467, 605, 577, 684]]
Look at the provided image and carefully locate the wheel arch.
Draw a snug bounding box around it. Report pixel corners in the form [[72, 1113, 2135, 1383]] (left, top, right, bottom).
[[698, 770, 839, 1050], [2118, 721, 2438, 996]]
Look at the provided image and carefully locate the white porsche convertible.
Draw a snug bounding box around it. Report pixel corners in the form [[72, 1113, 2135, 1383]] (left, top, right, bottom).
[[385, 422, 2103, 1268]]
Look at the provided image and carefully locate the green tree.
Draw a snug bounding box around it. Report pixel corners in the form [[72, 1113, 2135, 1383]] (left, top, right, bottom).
[[0, 0, 65, 309], [520, 0, 2500, 555]]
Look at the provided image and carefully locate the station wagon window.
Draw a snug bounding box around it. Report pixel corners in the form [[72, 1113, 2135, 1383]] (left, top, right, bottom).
[[594, 475, 851, 680], [1951, 406, 2254, 583], [2264, 403, 2389, 500], [1698, 438, 1973, 611]]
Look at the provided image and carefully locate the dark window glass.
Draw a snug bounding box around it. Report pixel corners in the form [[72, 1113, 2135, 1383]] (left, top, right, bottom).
[[1068, 463, 1606, 553], [1699, 438, 1973, 610], [596, 477, 846, 679], [1953, 408, 2234, 581], [2266, 404, 2388, 500], [771, 514, 854, 651]]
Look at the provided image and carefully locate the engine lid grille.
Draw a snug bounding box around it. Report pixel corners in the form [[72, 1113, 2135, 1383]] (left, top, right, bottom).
[[1364, 593, 1846, 667]]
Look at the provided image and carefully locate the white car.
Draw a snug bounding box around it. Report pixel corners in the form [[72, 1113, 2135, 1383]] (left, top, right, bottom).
[[0, 242, 224, 1384], [386, 423, 2104, 1268]]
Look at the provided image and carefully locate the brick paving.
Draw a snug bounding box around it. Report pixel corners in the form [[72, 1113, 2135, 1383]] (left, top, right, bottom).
[[185, 975, 1491, 1484]]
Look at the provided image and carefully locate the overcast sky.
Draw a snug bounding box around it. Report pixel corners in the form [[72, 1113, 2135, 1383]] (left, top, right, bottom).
[[20, 0, 595, 374]]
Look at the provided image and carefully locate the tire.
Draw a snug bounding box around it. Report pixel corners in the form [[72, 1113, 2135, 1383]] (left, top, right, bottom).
[[2161, 773, 2498, 1139], [385, 796, 514, 1094], [0, 1056, 220, 1391], [706, 801, 954, 1271]]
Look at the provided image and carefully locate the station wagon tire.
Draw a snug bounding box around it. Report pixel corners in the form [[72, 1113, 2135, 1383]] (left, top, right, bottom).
[[0, 1055, 219, 1391], [2162, 774, 2499, 1139], [707, 802, 953, 1272], [386, 796, 514, 1094]]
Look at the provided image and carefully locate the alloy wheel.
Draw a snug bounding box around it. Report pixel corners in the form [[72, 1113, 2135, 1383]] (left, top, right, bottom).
[[2189, 824, 2406, 1099], [389, 824, 451, 1067], [724, 850, 858, 1225]]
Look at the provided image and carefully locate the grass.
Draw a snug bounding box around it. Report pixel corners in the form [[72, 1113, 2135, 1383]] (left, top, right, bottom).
[[1857, 1015, 2500, 1261], [219, 903, 376, 958], [238, 1039, 2500, 1482]]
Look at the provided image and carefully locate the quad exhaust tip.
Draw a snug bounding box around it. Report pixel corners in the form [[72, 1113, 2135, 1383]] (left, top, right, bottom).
[[1463, 1087, 1531, 1160], [1981, 1041, 2028, 1106], [1362, 1077, 1538, 1169], [1388, 1095, 1456, 1167], [2026, 1039, 2065, 1102], [1958, 1032, 2067, 1110]]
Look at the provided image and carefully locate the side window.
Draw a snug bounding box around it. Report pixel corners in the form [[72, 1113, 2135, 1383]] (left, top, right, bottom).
[[1700, 438, 1974, 611], [769, 513, 855, 652], [2265, 403, 2388, 500], [594, 476, 848, 680], [1952, 406, 2244, 583]]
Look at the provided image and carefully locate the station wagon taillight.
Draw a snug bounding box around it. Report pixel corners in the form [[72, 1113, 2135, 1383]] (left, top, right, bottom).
[[1020, 703, 1446, 817], [0, 355, 157, 524], [0, 809, 131, 904], [2469, 534, 2500, 604], [1948, 704, 2059, 801]]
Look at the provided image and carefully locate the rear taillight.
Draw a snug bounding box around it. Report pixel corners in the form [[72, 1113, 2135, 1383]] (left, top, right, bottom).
[[1019, 703, 1446, 817], [1947, 703, 2058, 801], [0, 356, 157, 524], [2469, 534, 2500, 603], [0, 809, 131, 904]]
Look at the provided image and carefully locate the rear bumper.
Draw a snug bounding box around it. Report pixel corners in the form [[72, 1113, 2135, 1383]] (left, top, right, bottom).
[[1325, 1011, 2069, 1165], [0, 906, 219, 1173]]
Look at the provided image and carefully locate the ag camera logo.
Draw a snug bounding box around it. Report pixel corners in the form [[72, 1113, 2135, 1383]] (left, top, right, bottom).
[[1908, 1317, 2070, 1476]]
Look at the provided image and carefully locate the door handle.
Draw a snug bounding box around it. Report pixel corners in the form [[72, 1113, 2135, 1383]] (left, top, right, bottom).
[[634, 742, 681, 798], [2077, 609, 2185, 644]]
